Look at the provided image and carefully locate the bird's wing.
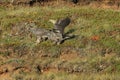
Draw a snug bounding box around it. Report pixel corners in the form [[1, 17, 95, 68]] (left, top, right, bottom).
[[49, 17, 71, 34], [54, 17, 71, 34], [55, 17, 71, 28]]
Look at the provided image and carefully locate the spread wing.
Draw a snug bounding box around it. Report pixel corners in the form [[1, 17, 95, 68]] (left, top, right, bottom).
[[54, 17, 71, 35]]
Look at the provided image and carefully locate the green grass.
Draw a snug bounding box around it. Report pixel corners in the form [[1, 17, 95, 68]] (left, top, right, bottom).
[[0, 5, 120, 80], [12, 72, 120, 80]]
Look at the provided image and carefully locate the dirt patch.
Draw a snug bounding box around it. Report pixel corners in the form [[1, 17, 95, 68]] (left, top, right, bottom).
[[0, 63, 31, 79], [60, 52, 78, 61], [0, 73, 12, 80]]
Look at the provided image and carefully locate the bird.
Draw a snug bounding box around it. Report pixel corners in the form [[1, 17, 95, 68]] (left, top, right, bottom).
[[29, 17, 71, 45], [49, 17, 71, 36], [29, 22, 63, 45]]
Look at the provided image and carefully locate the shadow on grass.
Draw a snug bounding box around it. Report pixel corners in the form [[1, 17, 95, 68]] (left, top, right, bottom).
[[61, 29, 78, 44], [65, 28, 76, 35]]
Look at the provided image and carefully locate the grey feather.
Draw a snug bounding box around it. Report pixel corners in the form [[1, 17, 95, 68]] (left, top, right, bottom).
[[54, 17, 71, 35]]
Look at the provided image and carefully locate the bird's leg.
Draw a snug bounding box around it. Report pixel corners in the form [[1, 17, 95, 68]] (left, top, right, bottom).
[[55, 39, 62, 45]]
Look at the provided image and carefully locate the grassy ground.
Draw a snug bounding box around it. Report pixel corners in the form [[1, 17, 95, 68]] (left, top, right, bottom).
[[0, 4, 120, 80]]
